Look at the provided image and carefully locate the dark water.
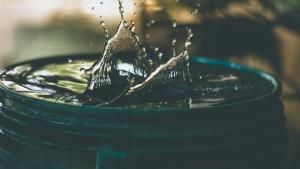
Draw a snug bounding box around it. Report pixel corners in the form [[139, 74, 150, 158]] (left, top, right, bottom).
[[0, 55, 274, 109]]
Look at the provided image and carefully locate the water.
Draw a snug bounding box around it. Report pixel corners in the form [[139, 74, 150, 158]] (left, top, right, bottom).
[[79, 0, 194, 103], [0, 55, 273, 109], [0, 0, 274, 109]]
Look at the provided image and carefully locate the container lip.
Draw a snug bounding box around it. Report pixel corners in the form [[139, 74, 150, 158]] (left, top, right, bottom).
[[0, 54, 281, 114]]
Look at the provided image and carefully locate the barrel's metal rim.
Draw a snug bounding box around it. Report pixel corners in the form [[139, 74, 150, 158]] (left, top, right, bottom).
[[0, 53, 281, 114]]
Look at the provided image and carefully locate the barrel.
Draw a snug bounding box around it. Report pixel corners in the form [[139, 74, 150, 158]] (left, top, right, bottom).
[[0, 54, 287, 169]]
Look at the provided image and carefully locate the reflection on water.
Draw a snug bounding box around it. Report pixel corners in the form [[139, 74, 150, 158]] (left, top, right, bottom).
[[0, 55, 274, 109]]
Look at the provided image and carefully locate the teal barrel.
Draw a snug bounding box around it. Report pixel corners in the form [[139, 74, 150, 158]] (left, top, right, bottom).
[[0, 54, 287, 169]]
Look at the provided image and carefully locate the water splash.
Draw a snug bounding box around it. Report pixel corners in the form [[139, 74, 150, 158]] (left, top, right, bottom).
[[82, 0, 194, 103], [99, 16, 109, 40], [128, 29, 193, 94]]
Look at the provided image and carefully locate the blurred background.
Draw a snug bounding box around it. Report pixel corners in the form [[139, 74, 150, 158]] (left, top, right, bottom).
[[0, 0, 300, 168]]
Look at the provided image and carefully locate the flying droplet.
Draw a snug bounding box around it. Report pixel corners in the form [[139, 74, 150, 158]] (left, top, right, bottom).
[[131, 26, 136, 32], [142, 47, 146, 53], [145, 34, 150, 39], [191, 9, 199, 15], [172, 22, 177, 28], [172, 39, 177, 46], [146, 19, 156, 27], [100, 21, 105, 27], [158, 52, 163, 58]]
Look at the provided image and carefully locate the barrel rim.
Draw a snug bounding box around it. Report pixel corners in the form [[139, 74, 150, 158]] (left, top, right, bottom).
[[0, 53, 281, 114]]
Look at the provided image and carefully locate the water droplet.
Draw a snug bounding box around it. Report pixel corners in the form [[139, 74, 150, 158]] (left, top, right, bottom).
[[158, 52, 163, 58], [172, 22, 177, 28], [172, 39, 177, 57], [68, 58, 73, 63], [92, 7, 95, 10], [131, 26, 136, 32], [172, 39, 177, 46], [100, 1, 103, 5], [146, 19, 156, 27], [145, 34, 150, 39], [142, 47, 146, 53], [191, 9, 199, 15]]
